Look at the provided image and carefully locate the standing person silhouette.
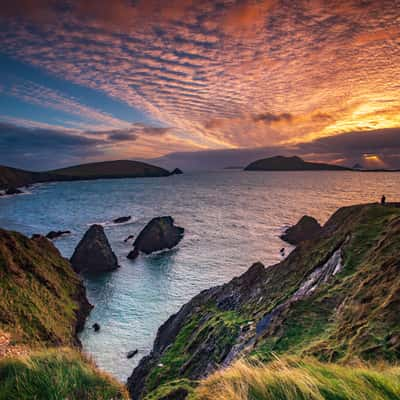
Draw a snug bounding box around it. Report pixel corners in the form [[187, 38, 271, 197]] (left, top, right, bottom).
[[381, 195, 386, 205]]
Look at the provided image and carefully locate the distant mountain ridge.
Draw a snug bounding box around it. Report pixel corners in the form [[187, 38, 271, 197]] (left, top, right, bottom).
[[0, 160, 171, 190], [245, 155, 351, 171]]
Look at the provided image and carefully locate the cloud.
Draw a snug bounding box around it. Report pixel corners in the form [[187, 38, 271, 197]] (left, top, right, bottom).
[[253, 112, 293, 124], [152, 127, 400, 170], [0, 122, 104, 169], [0, 0, 400, 158], [0, 121, 174, 169]]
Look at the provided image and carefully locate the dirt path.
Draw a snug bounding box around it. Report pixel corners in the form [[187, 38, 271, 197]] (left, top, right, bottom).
[[0, 330, 29, 359]]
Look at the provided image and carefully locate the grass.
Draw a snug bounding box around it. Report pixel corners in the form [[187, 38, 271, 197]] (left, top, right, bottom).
[[0, 348, 128, 400], [144, 308, 247, 393], [196, 357, 400, 400], [0, 229, 88, 346]]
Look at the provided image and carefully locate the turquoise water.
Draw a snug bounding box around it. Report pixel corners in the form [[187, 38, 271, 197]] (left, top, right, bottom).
[[1, 170, 400, 380]]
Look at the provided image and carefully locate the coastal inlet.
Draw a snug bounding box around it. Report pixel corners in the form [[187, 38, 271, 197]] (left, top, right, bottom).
[[1, 170, 400, 379]]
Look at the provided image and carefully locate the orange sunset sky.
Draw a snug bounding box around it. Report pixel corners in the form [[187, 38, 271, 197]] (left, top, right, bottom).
[[0, 0, 399, 169]]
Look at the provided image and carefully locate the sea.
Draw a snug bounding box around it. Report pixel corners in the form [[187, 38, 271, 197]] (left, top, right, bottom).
[[1, 170, 399, 381]]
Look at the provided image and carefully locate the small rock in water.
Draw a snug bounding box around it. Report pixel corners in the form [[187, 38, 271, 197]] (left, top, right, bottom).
[[280, 215, 321, 245], [46, 230, 71, 240], [127, 216, 184, 260], [92, 323, 100, 332], [113, 216, 131, 224], [127, 349, 139, 359], [170, 168, 183, 175], [124, 234, 135, 242]]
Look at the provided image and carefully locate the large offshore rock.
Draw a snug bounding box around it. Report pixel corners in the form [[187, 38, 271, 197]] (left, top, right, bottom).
[[127, 216, 184, 260], [71, 225, 119, 273], [280, 215, 322, 245]]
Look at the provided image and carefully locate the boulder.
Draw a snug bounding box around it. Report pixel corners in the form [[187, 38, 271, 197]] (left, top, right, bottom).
[[92, 323, 100, 332], [127, 216, 184, 260], [280, 215, 322, 245], [113, 216, 131, 224], [5, 187, 23, 195], [127, 349, 139, 359], [46, 230, 71, 240], [170, 168, 183, 175], [71, 225, 119, 273]]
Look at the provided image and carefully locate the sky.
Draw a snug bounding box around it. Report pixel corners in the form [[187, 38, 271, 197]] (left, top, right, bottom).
[[0, 0, 399, 170]]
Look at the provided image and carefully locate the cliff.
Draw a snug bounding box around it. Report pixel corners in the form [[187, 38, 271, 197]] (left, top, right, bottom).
[[244, 156, 351, 171], [128, 203, 400, 399], [0, 165, 54, 191], [0, 229, 128, 399]]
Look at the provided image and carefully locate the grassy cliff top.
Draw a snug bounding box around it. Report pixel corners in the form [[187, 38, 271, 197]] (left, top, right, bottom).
[[0, 348, 128, 400], [196, 357, 400, 400], [0, 229, 90, 347]]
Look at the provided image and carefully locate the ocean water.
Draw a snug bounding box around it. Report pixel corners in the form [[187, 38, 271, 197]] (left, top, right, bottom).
[[1, 170, 400, 381]]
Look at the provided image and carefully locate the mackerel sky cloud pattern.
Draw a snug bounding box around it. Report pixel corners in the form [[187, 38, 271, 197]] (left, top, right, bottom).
[[0, 0, 400, 168]]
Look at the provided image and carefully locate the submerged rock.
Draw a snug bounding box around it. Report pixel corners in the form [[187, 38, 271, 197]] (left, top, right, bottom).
[[46, 230, 71, 240], [127, 216, 184, 260], [170, 168, 183, 175], [280, 215, 322, 245], [124, 234, 135, 242], [71, 225, 119, 273], [113, 216, 131, 224]]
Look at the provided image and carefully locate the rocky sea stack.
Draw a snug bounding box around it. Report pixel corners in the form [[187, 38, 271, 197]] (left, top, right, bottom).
[[71, 224, 119, 273], [170, 168, 183, 175], [127, 216, 184, 260], [280, 215, 322, 244]]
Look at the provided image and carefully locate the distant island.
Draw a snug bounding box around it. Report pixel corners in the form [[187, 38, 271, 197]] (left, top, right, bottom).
[[244, 155, 400, 172], [244, 155, 351, 171], [0, 160, 173, 191]]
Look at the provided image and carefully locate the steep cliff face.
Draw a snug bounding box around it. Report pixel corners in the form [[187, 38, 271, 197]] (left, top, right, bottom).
[[0, 229, 91, 346], [128, 203, 400, 399], [0, 229, 129, 399]]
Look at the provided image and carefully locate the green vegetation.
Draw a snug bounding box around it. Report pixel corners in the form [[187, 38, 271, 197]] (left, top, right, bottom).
[[196, 357, 400, 400], [0, 229, 89, 346], [0, 228, 124, 400], [0, 348, 128, 400], [145, 308, 247, 393], [132, 204, 400, 399]]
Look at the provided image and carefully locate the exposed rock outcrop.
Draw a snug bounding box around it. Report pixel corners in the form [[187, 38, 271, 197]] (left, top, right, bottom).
[[127, 217, 184, 260], [280, 215, 322, 244], [46, 230, 71, 240], [5, 187, 23, 195], [113, 216, 131, 224], [71, 225, 119, 273]]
